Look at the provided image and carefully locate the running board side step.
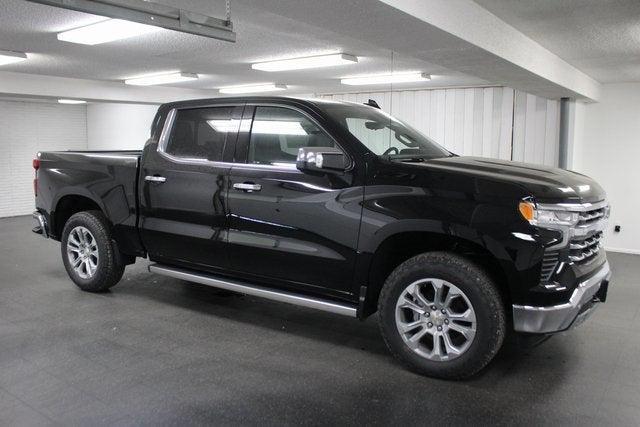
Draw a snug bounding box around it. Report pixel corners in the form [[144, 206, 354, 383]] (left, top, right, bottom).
[[148, 264, 358, 317]]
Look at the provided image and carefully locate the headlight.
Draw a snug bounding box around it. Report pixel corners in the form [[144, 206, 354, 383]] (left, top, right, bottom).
[[518, 201, 580, 227]]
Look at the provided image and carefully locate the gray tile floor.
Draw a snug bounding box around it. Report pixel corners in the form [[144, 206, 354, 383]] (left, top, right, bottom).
[[1, 215, 640, 426]]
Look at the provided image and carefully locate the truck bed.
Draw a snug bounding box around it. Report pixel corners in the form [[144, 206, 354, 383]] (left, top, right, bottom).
[[35, 150, 142, 254]]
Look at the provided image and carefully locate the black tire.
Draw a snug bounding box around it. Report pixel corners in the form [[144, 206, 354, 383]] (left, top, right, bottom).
[[378, 252, 506, 380], [61, 210, 125, 292]]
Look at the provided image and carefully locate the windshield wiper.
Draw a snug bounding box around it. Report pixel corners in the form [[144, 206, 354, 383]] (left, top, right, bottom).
[[387, 154, 427, 162]]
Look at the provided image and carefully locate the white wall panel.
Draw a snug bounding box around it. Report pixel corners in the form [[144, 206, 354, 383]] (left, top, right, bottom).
[[572, 83, 640, 253], [512, 90, 527, 162], [512, 92, 560, 167], [498, 88, 514, 160], [543, 99, 560, 167], [87, 103, 158, 150], [481, 87, 494, 157], [319, 87, 558, 167], [0, 100, 87, 217]]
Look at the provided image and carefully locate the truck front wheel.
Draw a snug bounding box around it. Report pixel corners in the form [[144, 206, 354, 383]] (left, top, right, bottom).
[[61, 210, 125, 292], [378, 252, 506, 379]]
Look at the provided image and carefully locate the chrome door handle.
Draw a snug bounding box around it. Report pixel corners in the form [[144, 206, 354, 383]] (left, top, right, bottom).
[[145, 175, 167, 183], [233, 182, 261, 192]]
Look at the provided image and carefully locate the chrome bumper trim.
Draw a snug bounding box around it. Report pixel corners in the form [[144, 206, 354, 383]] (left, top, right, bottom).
[[32, 211, 48, 238], [513, 261, 611, 334]]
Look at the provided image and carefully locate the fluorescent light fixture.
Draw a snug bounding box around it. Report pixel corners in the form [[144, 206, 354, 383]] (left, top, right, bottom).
[[252, 120, 306, 135], [0, 50, 27, 66], [252, 54, 357, 72], [124, 72, 198, 86], [57, 19, 161, 45], [58, 99, 86, 104], [218, 83, 287, 94], [207, 119, 241, 133], [207, 119, 305, 135], [341, 72, 431, 86]]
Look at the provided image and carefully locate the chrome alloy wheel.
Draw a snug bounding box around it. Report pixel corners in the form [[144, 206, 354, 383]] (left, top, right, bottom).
[[395, 278, 477, 361], [66, 226, 99, 279]]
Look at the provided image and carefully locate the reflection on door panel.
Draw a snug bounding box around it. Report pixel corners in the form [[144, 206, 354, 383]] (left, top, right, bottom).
[[226, 105, 362, 297], [140, 105, 243, 270]]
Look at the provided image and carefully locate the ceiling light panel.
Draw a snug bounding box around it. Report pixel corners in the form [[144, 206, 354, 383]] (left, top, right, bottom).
[[58, 99, 86, 104], [0, 50, 28, 66], [27, 0, 235, 42], [57, 19, 161, 45], [252, 54, 357, 72], [124, 72, 198, 86], [341, 72, 431, 86], [218, 84, 287, 94]]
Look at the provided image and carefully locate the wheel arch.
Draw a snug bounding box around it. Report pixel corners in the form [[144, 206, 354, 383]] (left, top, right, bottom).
[[51, 191, 108, 240], [359, 228, 511, 318]]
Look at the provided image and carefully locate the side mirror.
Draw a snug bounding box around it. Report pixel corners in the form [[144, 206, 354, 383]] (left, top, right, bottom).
[[296, 147, 347, 173]]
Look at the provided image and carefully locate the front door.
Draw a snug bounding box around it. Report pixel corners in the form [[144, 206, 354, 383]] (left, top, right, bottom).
[[226, 105, 363, 299], [140, 104, 243, 272]]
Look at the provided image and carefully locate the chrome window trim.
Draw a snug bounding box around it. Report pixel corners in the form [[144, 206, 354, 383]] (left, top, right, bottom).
[[156, 102, 352, 173]]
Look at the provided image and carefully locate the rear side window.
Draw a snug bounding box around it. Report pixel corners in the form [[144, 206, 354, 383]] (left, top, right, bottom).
[[165, 107, 237, 161], [248, 106, 335, 166]]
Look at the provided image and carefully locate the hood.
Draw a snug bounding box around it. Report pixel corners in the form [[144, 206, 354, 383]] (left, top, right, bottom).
[[410, 156, 606, 203]]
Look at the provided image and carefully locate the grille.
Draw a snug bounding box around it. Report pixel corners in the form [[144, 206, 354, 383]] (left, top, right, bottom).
[[569, 231, 603, 263], [540, 250, 559, 282], [577, 206, 606, 226]]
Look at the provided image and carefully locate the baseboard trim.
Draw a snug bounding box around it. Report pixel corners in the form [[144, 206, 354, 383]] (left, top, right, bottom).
[[605, 247, 640, 255]]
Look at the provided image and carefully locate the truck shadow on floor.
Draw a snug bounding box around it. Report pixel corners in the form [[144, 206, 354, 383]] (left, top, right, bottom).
[[112, 265, 573, 385]]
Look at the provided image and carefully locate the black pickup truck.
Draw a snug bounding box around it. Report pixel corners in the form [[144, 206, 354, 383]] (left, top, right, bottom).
[[32, 96, 611, 379]]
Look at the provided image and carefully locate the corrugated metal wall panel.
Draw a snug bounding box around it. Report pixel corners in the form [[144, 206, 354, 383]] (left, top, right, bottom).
[[319, 87, 559, 166], [0, 100, 87, 218]]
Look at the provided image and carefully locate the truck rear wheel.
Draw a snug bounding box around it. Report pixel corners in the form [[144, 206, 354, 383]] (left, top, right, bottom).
[[61, 210, 125, 292], [378, 252, 506, 379]]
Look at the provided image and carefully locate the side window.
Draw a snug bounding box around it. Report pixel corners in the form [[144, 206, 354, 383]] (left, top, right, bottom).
[[165, 107, 237, 161], [248, 106, 335, 166]]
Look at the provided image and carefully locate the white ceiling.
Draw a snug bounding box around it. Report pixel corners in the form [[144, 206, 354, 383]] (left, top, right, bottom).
[[474, 0, 640, 83], [237, 0, 602, 100], [0, 0, 487, 94], [2, 0, 632, 101]]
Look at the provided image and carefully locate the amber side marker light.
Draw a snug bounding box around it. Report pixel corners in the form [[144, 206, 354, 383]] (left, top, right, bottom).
[[519, 201, 535, 221]]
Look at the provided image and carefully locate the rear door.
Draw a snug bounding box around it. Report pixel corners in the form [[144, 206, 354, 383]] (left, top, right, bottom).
[[226, 104, 363, 299], [139, 104, 244, 272]]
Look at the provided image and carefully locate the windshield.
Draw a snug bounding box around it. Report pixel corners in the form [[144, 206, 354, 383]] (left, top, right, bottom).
[[320, 102, 452, 160]]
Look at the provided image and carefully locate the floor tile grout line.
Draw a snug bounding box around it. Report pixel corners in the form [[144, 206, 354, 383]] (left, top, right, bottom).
[[0, 382, 62, 425]]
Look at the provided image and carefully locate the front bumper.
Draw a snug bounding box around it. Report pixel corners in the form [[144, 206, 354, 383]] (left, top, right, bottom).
[[512, 260, 611, 334]]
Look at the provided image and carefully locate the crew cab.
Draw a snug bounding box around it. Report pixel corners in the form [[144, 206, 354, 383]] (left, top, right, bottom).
[[32, 96, 612, 379]]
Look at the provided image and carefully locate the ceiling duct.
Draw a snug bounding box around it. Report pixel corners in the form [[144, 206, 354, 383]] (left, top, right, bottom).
[[25, 0, 236, 42]]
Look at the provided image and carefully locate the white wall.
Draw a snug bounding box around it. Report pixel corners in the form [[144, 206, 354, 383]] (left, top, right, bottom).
[[319, 87, 559, 166], [0, 101, 157, 217], [87, 103, 158, 150], [512, 91, 560, 166], [0, 100, 87, 217], [572, 83, 640, 254]]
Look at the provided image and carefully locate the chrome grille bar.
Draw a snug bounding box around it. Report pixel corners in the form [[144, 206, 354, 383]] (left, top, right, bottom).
[[569, 231, 603, 263]]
